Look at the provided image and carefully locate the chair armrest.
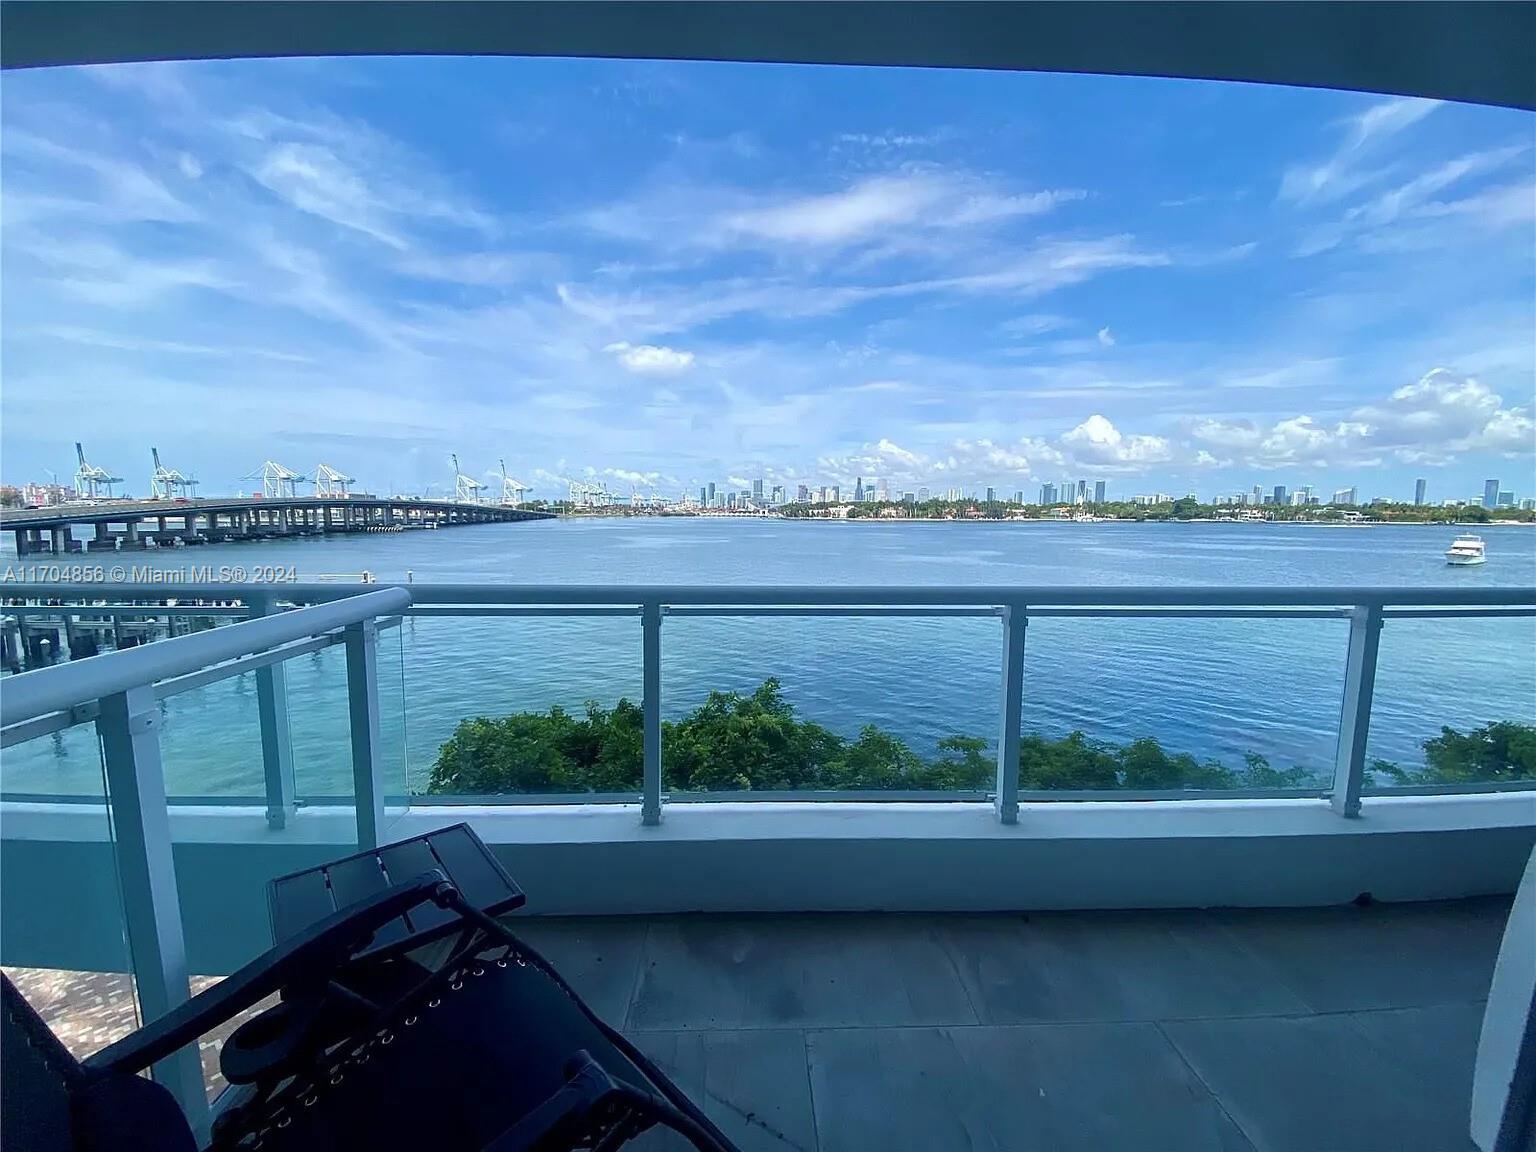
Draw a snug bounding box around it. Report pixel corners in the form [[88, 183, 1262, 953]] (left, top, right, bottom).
[[84, 871, 453, 1079]]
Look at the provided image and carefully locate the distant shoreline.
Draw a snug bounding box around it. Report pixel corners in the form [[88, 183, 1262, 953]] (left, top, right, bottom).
[[555, 513, 1534, 528]]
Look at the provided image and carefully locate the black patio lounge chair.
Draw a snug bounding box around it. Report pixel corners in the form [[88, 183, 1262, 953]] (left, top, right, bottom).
[[1, 824, 737, 1152]]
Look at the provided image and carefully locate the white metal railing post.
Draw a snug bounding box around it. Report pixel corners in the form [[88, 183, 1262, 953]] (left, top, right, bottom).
[[1332, 602, 1385, 817], [96, 685, 210, 1131], [248, 596, 296, 829], [343, 618, 385, 848], [995, 601, 1026, 824], [641, 601, 663, 825]]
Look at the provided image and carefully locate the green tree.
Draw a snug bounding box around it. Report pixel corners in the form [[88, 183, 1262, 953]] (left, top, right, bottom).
[[427, 681, 1532, 799], [1373, 721, 1536, 786]]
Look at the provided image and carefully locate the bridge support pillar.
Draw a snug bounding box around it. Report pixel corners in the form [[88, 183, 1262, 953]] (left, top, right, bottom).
[[122, 520, 142, 549]]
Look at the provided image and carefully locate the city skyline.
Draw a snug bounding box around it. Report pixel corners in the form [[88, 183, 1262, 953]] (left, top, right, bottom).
[[1, 58, 1532, 498], [13, 460, 1525, 513]]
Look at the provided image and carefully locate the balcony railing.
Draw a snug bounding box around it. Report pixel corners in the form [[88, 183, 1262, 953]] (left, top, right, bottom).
[[1, 580, 1533, 1127], [3, 582, 1534, 823]]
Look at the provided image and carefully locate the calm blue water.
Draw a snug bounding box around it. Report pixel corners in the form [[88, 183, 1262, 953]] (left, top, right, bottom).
[[4, 519, 1534, 796]]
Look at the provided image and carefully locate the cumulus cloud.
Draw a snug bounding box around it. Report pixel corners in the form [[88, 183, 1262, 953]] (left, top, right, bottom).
[[1354, 368, 1535, 461], [1060, 415, 1172, 469], [1183, 370, 1531, 469], [604, 341, 696, 375], [1097, 326, 1115, 347], [602, 467, 664, 487]]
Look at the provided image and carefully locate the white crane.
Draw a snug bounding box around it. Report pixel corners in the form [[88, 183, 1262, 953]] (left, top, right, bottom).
[[314, 463, 354, 497], [244, 461, 306, 499], [567, 479, 611, 508], [499, 459, 530, 506], [150, 447, 197, 499], [451, 454, 486, 503], [74, 442, 123, 499]]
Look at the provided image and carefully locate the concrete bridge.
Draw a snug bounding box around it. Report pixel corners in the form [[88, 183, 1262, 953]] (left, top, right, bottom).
[[1, 497, 553, 554]]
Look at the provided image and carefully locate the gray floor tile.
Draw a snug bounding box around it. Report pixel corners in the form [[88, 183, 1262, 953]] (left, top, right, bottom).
[[937, 910, 1312, 1024], [629, 914, 979, 1030], [1162, 1011, 1480, 1152], [808, 1022, 1253, 1152], [506, 915, 650, 1026], [625, 1029, 817, 1152], [1345, 1002, 1488, 1122], [1205, 898, 1509, 1013]]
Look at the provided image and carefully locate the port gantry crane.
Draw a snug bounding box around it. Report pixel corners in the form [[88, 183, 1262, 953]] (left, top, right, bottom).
[[74, 442, 123, 499], [150, 447, 198, 499], [451, 454, 486, 503], [244, 461, 307, 499], [499, 459, 530, 506], [314, 463, 355, 497]]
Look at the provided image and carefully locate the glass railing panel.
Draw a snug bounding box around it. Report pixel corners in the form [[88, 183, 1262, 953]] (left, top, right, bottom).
[[1365, 613, 1536, 791], [661, 612, 1001, 796], [404, 615, 642, 800], [0, 718, 110, 799], [156, 669, 269, 801], [1015, 614, 1349, 795], [282, 620, 407, 803], [1, 727, 142, 1062]]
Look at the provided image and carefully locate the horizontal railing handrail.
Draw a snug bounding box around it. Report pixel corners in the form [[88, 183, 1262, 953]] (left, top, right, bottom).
[[4, 581, 1534, 608], [0, 587, 411, 727]]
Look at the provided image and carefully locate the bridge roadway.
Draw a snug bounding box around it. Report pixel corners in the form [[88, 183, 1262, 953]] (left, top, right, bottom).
[[0, 496, 553, 554]]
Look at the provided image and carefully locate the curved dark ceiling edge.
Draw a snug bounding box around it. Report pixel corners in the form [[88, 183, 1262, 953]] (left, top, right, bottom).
[[1, 1, 1533, 112]]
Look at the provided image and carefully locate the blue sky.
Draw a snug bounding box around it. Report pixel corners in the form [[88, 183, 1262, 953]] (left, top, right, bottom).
[[2, 57, 1532, 502]]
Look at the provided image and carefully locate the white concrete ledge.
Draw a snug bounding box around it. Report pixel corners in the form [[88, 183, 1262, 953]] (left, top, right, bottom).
[[4, 793, 1534, 975]]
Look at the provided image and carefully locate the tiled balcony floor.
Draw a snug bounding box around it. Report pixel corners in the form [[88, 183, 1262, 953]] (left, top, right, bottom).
[[9, 896, 1511, 1151], [512, 898, 1511, 1152]]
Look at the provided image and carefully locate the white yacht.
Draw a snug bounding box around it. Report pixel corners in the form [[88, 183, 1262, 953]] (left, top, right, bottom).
[[1445, 534, 1487, 566]]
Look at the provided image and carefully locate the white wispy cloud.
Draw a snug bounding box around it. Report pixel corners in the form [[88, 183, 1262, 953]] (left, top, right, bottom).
[[1280, 96, 1442, 204], [604, 341, 696, 375]]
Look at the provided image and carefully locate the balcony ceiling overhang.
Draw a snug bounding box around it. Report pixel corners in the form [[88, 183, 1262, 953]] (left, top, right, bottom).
[[2, 1, 1533, 111]]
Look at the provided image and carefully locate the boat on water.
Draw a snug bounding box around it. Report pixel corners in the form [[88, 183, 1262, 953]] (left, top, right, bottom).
[[1445, 534, 1487, 566]]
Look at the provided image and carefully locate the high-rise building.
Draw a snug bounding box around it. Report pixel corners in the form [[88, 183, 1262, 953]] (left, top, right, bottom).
[[1252, 485, 1264, 506], [753, 478, 763, 500], [985, 486, 996, 504], [1039, 482, 1058, 505], [1273, 485, 1288, 505], [1497, 491, 1515, 508], [727, 492, 737, 509], [771, 484, 784, 504], [698, 486, 707, 505], [1484, 479, 1501, 508], [818, 486, 829, 504], [1332, 486, 1358, 506], [1414, 478, 1427, 505], [1094, 480, 1106, 504], [903, 491, 916, 504], [830, 486, 841, 503], [876, 479, 890, 502], [918, 487, 930, 502], [796, 484, 809, 503], [707, 481, 716, 505], [853, 477, 864, 502], [1013, 490, 1024, 504], [1076, 480, 1088, 505]]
